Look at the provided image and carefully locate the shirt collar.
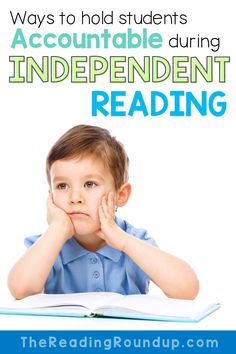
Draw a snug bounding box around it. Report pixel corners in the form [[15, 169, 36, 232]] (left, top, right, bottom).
[[96, 243, 121, 262], [61, 237, 122, 265], [61, 238, 89, 265]]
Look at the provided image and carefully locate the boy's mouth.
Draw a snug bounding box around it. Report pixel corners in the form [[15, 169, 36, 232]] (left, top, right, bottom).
[[68, 211, 89, 218]]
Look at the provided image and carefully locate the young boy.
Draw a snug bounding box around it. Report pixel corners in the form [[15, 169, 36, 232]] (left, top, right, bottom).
[[8, 125, 199, 300]]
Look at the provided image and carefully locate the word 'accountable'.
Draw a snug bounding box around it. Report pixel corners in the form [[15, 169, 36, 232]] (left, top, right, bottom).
[[11, 28, 163, 49]]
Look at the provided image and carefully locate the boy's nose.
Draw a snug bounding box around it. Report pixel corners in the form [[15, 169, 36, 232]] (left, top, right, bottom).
[[70, 189, 84, 204]]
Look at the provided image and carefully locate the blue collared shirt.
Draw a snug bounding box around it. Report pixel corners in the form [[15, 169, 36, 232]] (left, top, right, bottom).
[[25, 217, 157, 295]]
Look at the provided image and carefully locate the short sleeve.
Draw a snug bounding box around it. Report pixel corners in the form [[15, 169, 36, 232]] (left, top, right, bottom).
[[24, 235, 41, 248], [120, 218, 158, 248]]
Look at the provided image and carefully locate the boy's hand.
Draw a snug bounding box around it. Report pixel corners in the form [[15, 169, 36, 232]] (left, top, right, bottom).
[[96, 192, 127, 251], [47, 193, 75, 240]]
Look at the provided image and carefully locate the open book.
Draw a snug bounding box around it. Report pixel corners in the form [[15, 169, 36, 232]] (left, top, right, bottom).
[[0, 292, 220, 322]]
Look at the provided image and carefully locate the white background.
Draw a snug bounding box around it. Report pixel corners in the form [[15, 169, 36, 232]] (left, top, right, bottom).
[[0, 0, 235, 329]]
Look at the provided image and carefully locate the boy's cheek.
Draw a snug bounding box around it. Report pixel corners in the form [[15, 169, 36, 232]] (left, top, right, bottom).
[[51, 192, 65, 210]]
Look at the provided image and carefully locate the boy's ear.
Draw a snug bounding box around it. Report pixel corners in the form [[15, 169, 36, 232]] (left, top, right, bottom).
[[116, 183, 132, 207]]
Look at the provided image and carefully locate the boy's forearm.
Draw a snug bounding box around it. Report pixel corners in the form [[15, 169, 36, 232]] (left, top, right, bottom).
[[8, 223, 70, 299], [122, 235, 199, 300]]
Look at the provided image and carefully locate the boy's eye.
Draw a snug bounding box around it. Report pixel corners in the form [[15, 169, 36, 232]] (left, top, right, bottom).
[[57, 183, 68, 190], [84, 181, 97, 188]]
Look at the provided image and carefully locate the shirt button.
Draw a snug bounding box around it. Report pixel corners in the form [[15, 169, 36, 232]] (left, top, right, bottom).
[[90, 257, 98, 264], [93, 271, 100, 279]]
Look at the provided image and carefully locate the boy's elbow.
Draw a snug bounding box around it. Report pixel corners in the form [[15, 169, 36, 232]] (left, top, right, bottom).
[[9, 288, 30, 300], [7, 274, 42, 300], [8, 284, 41, 300], [178, 265, 200, 300], [183, 279, 200, 300], [177, 274, 200, 300], [165, 272, 200, 300], [8, 279, 27, 300], [185, 269, 200, 300]]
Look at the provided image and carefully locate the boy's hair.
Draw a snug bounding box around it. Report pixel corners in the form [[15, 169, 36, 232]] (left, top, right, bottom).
[[46, 125, 129, 190]]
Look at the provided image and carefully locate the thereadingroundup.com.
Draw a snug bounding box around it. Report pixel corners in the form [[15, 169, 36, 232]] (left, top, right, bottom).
[[20, 334, 219, 351]]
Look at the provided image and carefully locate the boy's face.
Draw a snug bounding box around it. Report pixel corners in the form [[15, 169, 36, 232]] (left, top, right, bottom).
[[49, 156, 117, 246]]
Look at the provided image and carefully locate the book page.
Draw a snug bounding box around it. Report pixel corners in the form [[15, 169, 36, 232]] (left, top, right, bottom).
[[5, 292, 123, 311], [97, 294, 217, 319]]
